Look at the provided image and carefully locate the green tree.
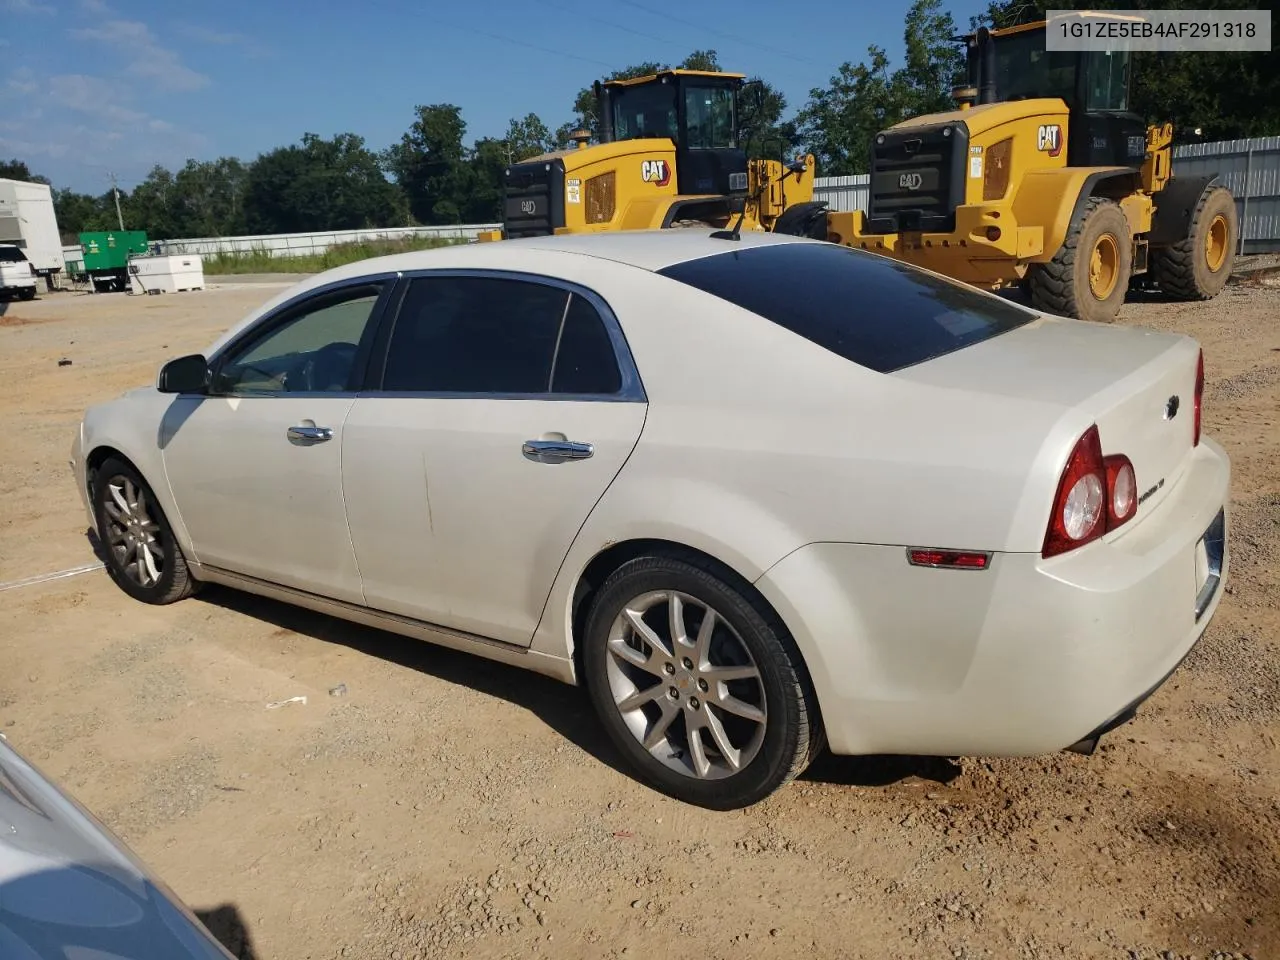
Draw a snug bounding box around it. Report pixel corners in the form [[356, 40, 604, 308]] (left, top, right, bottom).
[[465, 137, 509, 223], [797, 0, 964, 174], [384, 104, 472, 224], [0, 159, 50, 184], [244, 132, 406, 234], [502, 113, 556, 162]]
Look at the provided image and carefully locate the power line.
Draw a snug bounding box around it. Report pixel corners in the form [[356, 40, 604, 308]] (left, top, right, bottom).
[[610, 0, 822, 66], [542, 0, 688, 52], [353, 0, 618, 70]]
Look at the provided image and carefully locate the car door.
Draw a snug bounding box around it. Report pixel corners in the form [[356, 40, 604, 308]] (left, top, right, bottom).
[[160, 278, 393, 603], [341, 270, 648, 646]]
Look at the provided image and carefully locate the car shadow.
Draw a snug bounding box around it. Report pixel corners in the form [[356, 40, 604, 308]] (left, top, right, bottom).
[[193, 581, 963, 794], [195, 903, 259, 959], [194, 584, 634, 781], [802, 751, 961, 788]]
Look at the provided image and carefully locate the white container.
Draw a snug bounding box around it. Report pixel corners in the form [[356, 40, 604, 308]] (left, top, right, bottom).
[[128, 254, 204, 294], [0, 179, 65, 280]]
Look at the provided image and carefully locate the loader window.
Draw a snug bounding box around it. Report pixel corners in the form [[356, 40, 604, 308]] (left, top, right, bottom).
[[1085, 50, 1129, 111], [993, 32, 1077, 105], [611, 83, 679, 143], [684, 85, 737, 150]]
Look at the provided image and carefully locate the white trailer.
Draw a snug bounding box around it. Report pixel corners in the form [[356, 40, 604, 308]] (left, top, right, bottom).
[[0, 179, 65, 288]]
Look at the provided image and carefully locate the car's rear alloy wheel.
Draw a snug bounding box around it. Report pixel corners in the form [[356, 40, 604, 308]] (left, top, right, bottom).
[[93, 457, 198, 604], [583, 555, 820, 809]]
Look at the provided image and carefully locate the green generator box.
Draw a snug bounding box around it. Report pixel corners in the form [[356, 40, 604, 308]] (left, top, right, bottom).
[[79, 230, 149, 271]]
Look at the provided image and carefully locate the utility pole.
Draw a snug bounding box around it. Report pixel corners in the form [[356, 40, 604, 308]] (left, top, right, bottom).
[[108, 171, 124, 231]]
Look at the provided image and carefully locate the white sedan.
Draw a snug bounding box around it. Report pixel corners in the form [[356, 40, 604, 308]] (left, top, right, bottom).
[[71, 230, 1230, 809]]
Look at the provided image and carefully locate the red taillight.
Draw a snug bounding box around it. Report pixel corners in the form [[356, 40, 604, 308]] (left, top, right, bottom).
[[1193, 349, 1204, 446], [1104, 454, 1136, 531], [1043, 425, 1107, 558]]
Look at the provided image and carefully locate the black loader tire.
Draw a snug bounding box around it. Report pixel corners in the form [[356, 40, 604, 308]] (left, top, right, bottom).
[[1027, 196, 1132, 324], [1151, 183, 1237, 301], [772, 201, 830, 241]]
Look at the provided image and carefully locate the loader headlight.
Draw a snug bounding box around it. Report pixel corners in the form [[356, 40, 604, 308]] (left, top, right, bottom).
[[983, 137, 1013, 202]]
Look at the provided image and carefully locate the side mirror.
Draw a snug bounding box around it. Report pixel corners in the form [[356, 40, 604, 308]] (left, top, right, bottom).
[[158, 354, 210, 394]]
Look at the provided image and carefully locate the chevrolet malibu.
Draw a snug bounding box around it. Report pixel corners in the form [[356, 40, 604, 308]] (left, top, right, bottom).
[[71, 231, 1229, 809]]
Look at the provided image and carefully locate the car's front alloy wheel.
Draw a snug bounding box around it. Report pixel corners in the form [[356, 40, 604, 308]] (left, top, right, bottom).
[[583, 554, 820, 809], [92, 456, 197, 604]]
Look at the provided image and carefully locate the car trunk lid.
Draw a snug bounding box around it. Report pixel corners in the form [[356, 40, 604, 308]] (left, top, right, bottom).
[[894, 314, 1201, 527]]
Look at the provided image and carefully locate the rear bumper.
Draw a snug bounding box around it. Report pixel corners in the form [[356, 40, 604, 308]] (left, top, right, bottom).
[[754, 437, 1231, 757]]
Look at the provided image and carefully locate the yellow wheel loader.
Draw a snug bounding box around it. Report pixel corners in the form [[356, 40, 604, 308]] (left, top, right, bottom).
[[775, 13, 1238, 323], [478, 69, 817, 243]]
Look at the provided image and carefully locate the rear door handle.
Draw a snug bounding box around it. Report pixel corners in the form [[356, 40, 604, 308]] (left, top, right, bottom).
[[287, 424, 333, 444], [522, 439, 594, 464]]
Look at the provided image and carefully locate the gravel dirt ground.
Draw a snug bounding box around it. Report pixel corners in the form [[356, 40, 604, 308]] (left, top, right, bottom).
[[1, 276, 1277, 960]]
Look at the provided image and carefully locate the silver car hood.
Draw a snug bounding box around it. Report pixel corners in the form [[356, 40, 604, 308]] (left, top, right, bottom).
[[0, 737, 235, 959]]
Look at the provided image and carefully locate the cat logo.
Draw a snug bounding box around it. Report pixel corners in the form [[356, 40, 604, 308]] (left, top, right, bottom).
[[641, 159, 672, 186], [898, 172, 923, 190], [1037, 124, 1064, 157]]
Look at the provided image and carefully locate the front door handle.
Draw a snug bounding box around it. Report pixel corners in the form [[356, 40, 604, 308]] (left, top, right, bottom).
[[522, 439, 594, 464], [287, 423, 333, 444]]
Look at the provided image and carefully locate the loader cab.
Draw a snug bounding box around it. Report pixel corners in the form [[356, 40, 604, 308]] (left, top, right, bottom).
[[965, 15, 1147, 170], [596, 70, 749, 197]]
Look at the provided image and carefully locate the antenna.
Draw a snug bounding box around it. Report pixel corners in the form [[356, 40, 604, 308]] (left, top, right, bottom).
[[710, 156, 809, 242], [709, 201, 748, 242]]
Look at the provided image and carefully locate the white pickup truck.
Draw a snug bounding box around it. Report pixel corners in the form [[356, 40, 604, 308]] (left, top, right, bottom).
[[0, 243, 38, 300]]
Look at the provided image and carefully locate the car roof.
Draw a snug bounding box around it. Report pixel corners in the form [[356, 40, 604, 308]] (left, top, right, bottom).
[[501, 229, 813, 271], [311, 228, 817, 285]]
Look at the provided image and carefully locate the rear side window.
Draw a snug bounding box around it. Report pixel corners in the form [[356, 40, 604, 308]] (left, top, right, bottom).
[[657, 242, 1034, 373], [380, 275, 623, 395], [552, 295, 622, 394]]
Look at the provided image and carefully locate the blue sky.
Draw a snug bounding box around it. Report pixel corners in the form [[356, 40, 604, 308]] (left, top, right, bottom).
[[0, 0, 987, 194]]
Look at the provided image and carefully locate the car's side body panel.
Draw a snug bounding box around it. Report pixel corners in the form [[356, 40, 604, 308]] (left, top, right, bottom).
[[159, 395, 365, 603], [343, 396, 647, 646], [75, 388, 200, 563]]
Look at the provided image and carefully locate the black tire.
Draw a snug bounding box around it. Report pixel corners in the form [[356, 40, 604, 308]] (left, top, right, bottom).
[[92, 456, 198, 605], [581, 554, 821, 809], [18, 287, 36, 301], [1027, 196, 1132, 324], [772, 200, 830, 240], [1151, 183, 1237, 301]]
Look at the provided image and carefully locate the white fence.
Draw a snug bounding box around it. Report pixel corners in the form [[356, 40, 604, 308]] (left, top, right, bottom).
[[151, 223, 500, 259], [809, 138, 1280, 253], [1171, 137, 1280, 255], [813, 174, 870, 212]]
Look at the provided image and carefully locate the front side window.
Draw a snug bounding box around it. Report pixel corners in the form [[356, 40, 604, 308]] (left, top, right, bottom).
[[380, 275, 623, 396], [213, 285, 383, 394], [611, 83, 678, 142], [684, 85, 737, 149]]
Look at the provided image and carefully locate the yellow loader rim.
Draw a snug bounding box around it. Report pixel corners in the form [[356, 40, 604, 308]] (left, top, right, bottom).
[[1206, 214, 1230, 272], [1089, 234, 1120, 300]]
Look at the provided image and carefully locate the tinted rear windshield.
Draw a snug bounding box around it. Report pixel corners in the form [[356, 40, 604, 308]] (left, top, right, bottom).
[[0, 246, 27, 263], [657, 242, 1034, 373]]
